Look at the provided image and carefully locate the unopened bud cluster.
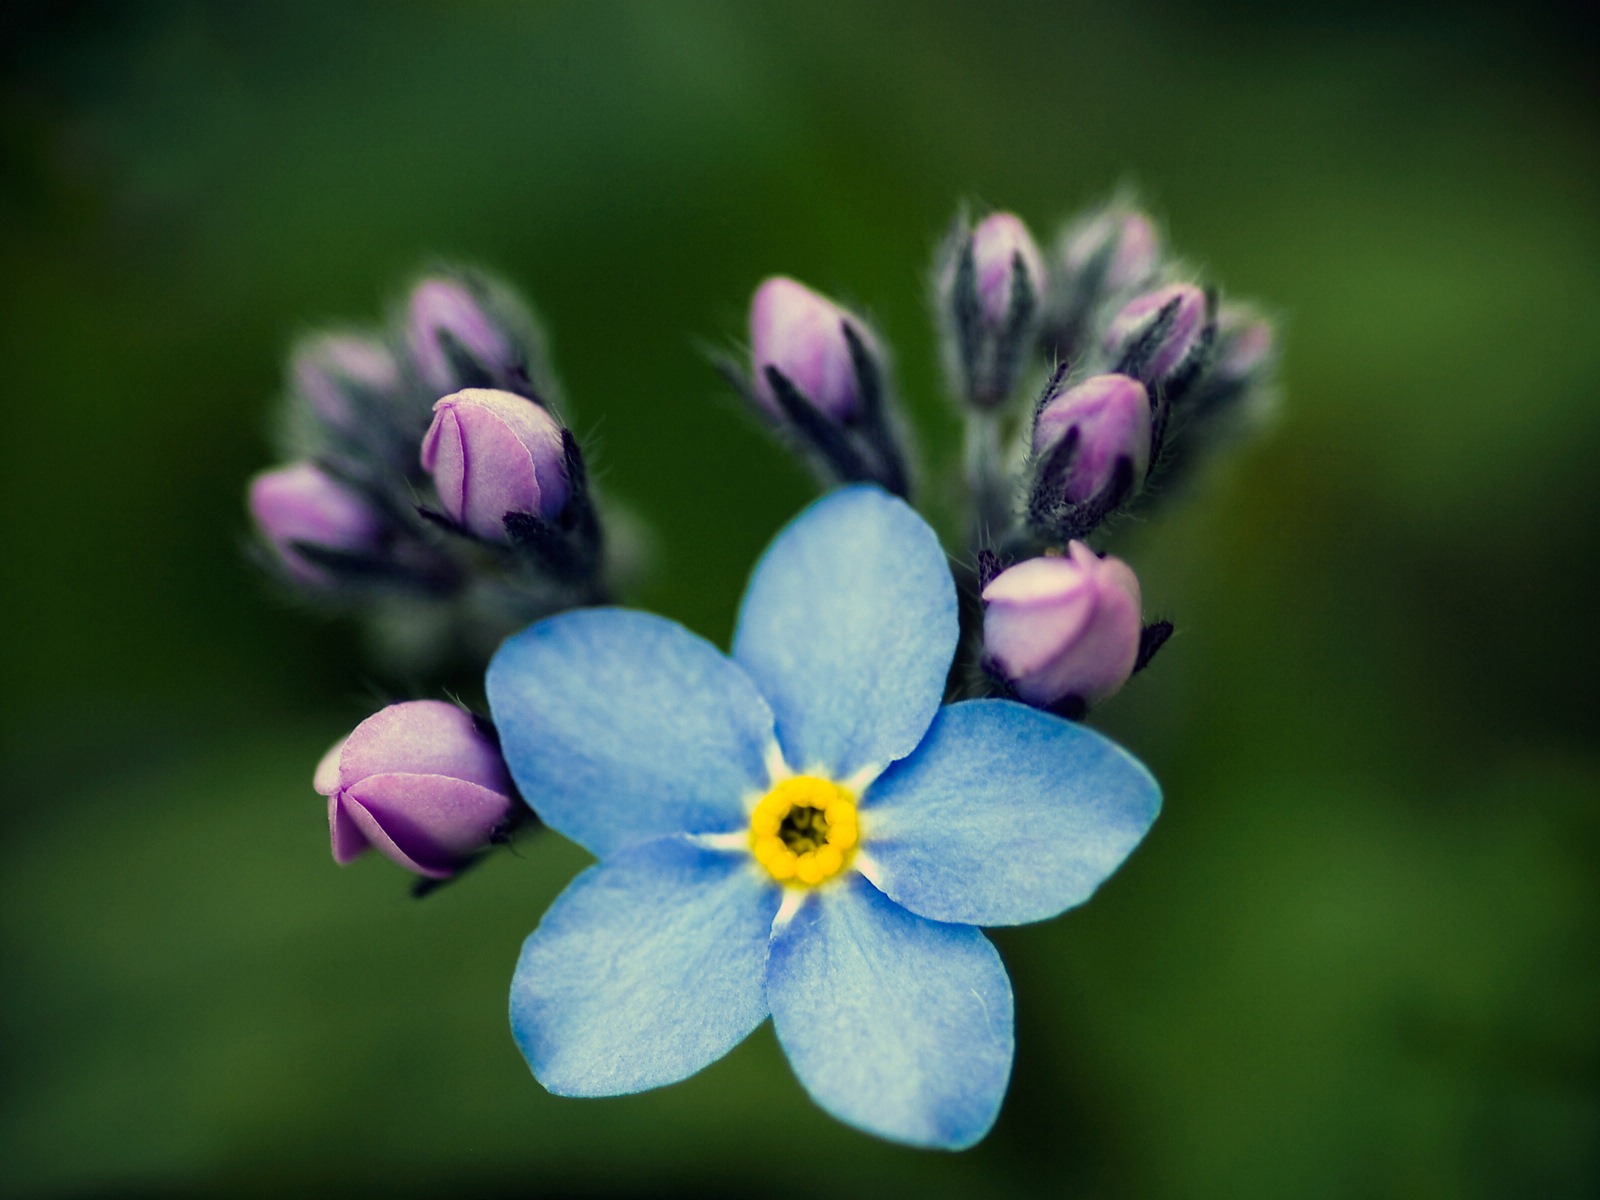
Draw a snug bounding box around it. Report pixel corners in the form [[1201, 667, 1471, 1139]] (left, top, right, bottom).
[[716, 195, 1276, 716], [249, 271, 621, 882], [248, 267, 610, 671]]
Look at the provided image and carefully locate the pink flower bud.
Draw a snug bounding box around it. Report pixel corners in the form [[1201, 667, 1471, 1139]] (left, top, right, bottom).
[[406, 277, 520, 397], [967, 212, 1045, 328], [248, 462, 387, 585], [1105, 283, 1208, 382], [749, 276, 872, 422], [1063, 208, 1161, 293], [421, 388, 569, 541], [291, 332, 402, 431], [315, 700, 516, 879], [982, 544, 1143, 707], [1214, 303, 1276, 381], [1033, 374, 1152, 503]]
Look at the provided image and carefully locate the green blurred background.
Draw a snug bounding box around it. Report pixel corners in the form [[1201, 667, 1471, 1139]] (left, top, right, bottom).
[[3, 1, 1597, 1196]]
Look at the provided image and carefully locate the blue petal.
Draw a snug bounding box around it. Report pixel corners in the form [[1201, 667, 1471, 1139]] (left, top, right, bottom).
[[732, 486, 958, 780], [766, 876, 1013, 1149], [862, 699, 1161, 926], [487, 608, 776, 857], [510, 838, 780, 1096]]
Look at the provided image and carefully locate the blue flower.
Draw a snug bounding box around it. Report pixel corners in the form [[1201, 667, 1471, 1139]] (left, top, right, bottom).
[[486, 485, 1160, 1149]]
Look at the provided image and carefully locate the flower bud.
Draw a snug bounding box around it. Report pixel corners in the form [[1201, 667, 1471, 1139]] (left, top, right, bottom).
[[406, 275, 525, 397], [1105, 283, 1207, 382], [749, 276, 872, 423], [1213, 303, 1276, 382], [290, 332, 403, 432], [421, 388, 569, 541], [1033, 374, 1152, 503], [965, 212, 1046, 329], [315, 700, 516, 878], [248, 462, 387, 585], [1172, 304, 1279, 460], [1062, 207, 1161, 294], [935, 211, 1046, 408], [982, 543, 1143, 707]]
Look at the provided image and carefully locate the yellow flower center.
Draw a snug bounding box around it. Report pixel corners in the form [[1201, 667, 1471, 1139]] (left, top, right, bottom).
[[748, 775, 859, 886]]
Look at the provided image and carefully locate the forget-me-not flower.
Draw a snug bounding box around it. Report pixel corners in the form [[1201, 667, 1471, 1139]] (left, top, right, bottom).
[[485, 486, 1160, 1149]]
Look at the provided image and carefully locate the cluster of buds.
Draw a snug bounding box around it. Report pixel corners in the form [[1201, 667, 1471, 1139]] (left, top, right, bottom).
[[973, 201, 1271, 714], [716, 195, 1277, 717], [248, 267, 608, 671], [249, 269, 626, 883]]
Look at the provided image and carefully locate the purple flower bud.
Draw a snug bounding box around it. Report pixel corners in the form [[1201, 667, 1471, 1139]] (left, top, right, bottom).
[[982, 543, 1143, 707], [1033, 374, 1152, 503], [406, 277, 521, 397], [1063, 208, 1161, 293], [1105, 283, 1208, 381], [248, 462, 387, 585], [315, 700, 516, 879], [967, 212, 1046, 328], [935, 211, 1046, 409], [291, 332, 402, 431], [421, 388, 569, 541], [1214, 303, 1276, 381], [749, 276, 873, 423]]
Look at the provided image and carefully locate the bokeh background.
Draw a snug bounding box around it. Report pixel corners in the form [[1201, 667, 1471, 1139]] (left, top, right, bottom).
[[3, 1, 1597, 1196]]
